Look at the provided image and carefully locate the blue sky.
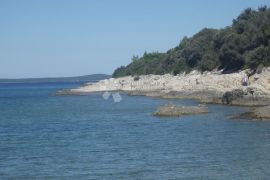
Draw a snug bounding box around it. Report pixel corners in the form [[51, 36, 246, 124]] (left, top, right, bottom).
[[0, 0, 269, 78]]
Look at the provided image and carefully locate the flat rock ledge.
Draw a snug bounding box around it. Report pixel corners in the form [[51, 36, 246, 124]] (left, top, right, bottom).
[[55, 89, 82, 96], [153, 104, 209, 117]]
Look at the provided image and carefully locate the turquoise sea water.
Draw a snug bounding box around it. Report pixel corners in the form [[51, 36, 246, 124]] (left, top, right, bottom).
[[1, 82, 270, 179]]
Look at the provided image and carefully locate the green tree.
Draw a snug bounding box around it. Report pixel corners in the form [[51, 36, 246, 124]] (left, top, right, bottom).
[[112, 6, 270, 78], [246, 45, 270, 69], [201, 51, 219, 71], [131, 55, 139, 62]]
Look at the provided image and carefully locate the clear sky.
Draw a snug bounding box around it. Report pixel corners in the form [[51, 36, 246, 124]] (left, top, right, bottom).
[[0, 0, 269, 78]]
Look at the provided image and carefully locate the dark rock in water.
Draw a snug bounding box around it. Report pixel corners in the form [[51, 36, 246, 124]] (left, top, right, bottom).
[[222, 89, 245, 105], [232, 105, 270, 120], [221, 88, 270, 106], [153, 104, 208, 117], [251, 105, 270, 120]]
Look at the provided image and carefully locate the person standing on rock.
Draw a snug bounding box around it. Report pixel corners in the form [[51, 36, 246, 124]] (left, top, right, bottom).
[[242, 73, 249, 86]]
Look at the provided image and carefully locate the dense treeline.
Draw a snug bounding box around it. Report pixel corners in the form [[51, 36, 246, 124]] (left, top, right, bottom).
[[113, 6, 270, 78]]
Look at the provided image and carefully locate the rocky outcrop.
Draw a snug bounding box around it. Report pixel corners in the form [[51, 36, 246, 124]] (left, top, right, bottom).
[[222, 89, 245, 105], [153, 104, 209, 117], [221, 88, 270, 106]]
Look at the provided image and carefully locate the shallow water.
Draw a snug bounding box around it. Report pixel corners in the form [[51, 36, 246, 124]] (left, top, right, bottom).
[[0, 82, 270, 179]]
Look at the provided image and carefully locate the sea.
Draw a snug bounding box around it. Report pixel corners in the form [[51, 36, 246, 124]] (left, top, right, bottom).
[[1, 82, 270, 179]]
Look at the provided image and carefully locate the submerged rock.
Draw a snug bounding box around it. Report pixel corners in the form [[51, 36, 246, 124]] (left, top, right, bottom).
[[251, 105, 270, 120], [153, 104, 208, 117], [234, 105, 270, 120], [55, 89, 75, 96], [54, 89, 89, 96]]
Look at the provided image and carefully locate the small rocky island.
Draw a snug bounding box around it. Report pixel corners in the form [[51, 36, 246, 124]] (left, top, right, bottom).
[[153, 104, 209, 117]]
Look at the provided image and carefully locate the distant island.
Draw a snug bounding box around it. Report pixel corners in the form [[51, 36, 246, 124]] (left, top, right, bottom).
[[113, 6, 270, 77], [0, 74, 111, 83]]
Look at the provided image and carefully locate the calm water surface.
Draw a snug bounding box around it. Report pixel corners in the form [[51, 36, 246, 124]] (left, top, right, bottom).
[[0, 82, 270, 179]]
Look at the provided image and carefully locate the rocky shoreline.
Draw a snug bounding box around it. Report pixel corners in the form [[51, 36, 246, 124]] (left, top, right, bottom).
[[56, 68, 270, 119]]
